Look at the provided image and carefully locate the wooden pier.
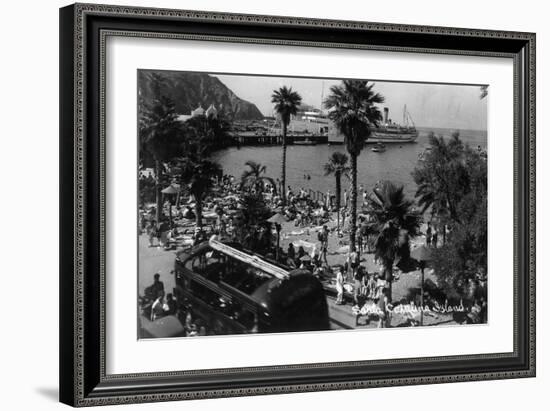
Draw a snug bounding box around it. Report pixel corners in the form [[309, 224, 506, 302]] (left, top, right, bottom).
[[232, 132, 328, 146]]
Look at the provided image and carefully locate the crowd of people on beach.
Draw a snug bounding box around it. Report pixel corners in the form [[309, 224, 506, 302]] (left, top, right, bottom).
[[139, 173, 344, 250], [139, 169, 487, 331], [139, 172, 406, 326]]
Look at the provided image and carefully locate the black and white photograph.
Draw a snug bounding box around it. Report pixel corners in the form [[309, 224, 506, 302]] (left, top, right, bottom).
[[0, 0, 543, 408], [137, 70, 488, 339]]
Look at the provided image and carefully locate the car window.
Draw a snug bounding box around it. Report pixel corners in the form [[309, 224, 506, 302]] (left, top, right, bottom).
[[222, 258, 272, 295], [185, 248, 226, 279]]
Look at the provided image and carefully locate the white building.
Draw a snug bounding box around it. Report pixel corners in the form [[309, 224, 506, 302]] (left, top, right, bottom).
[[177, 103, 218, 123]]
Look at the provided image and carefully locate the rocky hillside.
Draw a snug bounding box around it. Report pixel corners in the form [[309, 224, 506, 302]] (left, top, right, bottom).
[[138, 70, 264, 121]]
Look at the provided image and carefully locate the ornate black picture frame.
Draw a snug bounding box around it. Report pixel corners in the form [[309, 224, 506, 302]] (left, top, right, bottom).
[[59, 3, 535, 407]]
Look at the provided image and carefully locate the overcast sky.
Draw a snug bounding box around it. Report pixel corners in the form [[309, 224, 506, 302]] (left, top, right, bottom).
[[214, 74, 487, 130]]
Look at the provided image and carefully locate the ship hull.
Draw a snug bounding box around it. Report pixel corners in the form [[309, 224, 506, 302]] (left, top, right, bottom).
[[328, 124, 418, 144], [367, 131, 418, 144]]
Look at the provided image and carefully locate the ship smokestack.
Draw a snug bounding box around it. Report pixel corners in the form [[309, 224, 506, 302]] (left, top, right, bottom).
[[383, 107, 389, 124]]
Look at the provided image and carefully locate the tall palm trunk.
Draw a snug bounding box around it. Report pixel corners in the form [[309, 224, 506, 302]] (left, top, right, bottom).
[[384, 257, 394, 302], [349, 154, 358, 251], [281, 122, 288, 205], [335, 174, 341, 231], [195, 197, 203, 228], [154, 158, 162, 224]]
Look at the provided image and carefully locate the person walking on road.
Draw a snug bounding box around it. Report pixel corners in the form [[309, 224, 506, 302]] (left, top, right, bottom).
[[335, 265, 345, 305], [318, 225, 329, 265]]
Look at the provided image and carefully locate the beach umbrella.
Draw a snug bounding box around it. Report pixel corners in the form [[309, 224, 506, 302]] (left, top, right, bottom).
[[411, 245, 433, 325], [161, 184, 180, 195], [267, 213, 287, 224], [268, 213, 287, 261]]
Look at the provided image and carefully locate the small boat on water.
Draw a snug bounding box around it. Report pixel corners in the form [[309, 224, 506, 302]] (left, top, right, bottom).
[[371, 142, 386, 153], [293, 138, 317, 146]]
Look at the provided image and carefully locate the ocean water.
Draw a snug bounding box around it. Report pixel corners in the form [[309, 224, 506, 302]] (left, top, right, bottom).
[[212, 128, 487, 200]]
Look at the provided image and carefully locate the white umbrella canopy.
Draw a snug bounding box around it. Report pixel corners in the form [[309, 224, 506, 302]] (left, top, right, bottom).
[[267, 213, 287, 224], [161, 184, 181, 195]]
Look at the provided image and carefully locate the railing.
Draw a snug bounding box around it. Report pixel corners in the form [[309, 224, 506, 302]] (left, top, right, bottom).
[[208, 236, 289, 281]]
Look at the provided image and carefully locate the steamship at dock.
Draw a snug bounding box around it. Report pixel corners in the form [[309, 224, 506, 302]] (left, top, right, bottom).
[[328, 105, 418, 144]]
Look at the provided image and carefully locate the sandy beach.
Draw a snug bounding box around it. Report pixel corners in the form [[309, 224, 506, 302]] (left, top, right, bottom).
[[139, 207, 458, 329]]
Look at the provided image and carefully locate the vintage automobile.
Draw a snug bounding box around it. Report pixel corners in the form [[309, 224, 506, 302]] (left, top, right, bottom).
[[174, 237, 330, 335]]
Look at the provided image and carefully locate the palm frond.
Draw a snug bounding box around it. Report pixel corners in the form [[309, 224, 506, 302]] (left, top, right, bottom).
[[366, 180, 421, 263], [323, 80, 385, 156], [271, 86, 303, 125]]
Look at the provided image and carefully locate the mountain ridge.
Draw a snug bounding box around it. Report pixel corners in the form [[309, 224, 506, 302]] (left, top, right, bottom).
[[138, 71, 264, 121]]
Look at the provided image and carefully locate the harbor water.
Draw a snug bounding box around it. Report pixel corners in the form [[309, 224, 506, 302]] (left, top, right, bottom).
[[212, 128, 487, 199]]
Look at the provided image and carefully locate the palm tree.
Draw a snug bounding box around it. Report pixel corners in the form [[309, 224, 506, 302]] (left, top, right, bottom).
[[323, 152, 350, 232], [178, 157, 222, 228], [324, 80, 384, 251], [366, 181, 421, 301], [241, 160, 278, 195], [413, 132, 471, 245], [175, 114, 228, 228], [183, 111, 232, 152], [139, 89, 181, 224], [271, 86, 302, 205], [233, 191, 273, 254]]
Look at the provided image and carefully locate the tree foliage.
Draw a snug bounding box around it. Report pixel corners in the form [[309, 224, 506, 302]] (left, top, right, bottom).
[[271, 86, 303, 127], [182, 113, 233, 153], [138, 73, 184, 222], [323, 152, 350, 182], [232, 192, 273, 255], [138, 74, 183, 165], [413, 133, 488, 300], [240, 160, 277, 195], [366, 181, 421, 292], [138, 174, 156, 205], [323, 80, 384, 156], [138, 72, 231, 227], [412, 132, 476, 224], [174, 116, 227, 227]]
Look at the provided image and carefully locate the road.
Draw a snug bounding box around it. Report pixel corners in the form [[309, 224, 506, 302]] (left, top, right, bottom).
[[138, 234, 456, 334], [138, 234, 178, 298], [139, 234, 364, 330]]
